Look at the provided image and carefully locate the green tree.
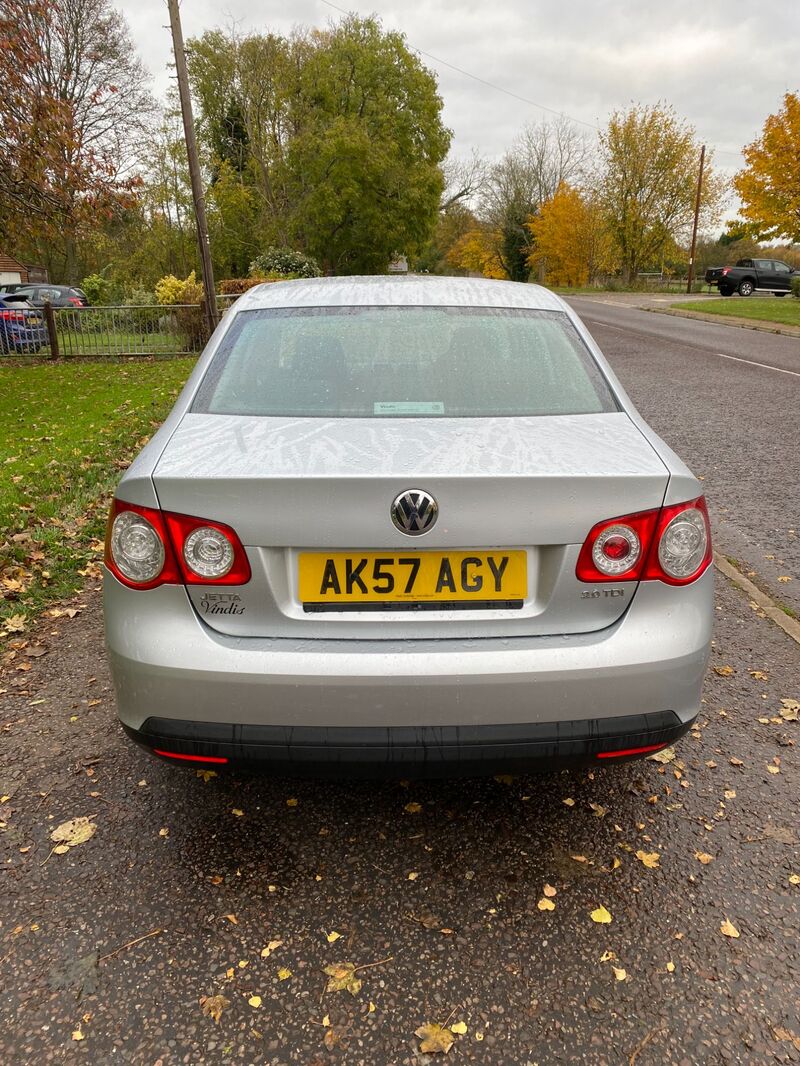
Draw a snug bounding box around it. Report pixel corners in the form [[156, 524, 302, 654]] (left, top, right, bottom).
[[597, 103, 725, 283], [734, 92, 800, 243]]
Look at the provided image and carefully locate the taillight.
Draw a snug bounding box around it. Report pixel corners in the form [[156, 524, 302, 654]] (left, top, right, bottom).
[[0, 310, 25, 322], [721, 268, 729, 276], [69, 296, 82, 306], [163, 512, 251, 585], [105, 500, 251, 588], [577, 497, 711, 586], [105, 501, 180, 589]]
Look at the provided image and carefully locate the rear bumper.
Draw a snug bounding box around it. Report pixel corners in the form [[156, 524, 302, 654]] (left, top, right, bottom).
[[104, 568, 713, 774], [125, 710, 691, 777]]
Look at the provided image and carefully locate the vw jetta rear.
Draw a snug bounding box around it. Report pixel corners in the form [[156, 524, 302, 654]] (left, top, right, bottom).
[[104, 276, 713, 776]]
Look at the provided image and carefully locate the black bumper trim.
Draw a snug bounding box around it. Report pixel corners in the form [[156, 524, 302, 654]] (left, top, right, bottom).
[[124, 710, 691, 778]]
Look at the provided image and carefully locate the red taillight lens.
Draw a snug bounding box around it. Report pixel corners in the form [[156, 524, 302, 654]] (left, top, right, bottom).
[[0, 310, 25, 322], [105, 500, 251, 588], [105, 500, 181, 589], [153, 749, 228, 764], [721, 268, 729, 276], [577, 496, 711, 586], [69, 296, 82, 306], [163, 512, 251, 585]]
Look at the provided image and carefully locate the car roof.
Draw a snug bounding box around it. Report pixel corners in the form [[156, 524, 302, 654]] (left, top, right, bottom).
[[234, 274, 566, 313]]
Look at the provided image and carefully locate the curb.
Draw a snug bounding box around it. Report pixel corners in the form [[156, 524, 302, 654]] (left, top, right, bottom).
[[714, 553, 800, 646], [645, 306, 800, 339]]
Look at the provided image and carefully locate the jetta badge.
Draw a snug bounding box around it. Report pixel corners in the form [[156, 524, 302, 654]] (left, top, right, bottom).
[[391, 489, 438, 536]]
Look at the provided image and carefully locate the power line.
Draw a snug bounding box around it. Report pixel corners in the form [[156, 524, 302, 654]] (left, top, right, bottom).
[[317, 0, 599, 130]]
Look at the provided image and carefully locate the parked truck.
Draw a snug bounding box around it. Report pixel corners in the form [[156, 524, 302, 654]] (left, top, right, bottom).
[[705, 257, 799, 297]]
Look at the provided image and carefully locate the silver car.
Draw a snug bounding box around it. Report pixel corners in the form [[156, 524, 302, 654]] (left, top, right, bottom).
[[104, 276, 713, 775]]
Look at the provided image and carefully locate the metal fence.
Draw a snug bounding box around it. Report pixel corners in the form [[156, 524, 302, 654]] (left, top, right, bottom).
[[37, 295, 240, 359]]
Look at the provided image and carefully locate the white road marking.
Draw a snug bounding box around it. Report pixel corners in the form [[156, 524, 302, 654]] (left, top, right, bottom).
[[714, 353, 800, 378]]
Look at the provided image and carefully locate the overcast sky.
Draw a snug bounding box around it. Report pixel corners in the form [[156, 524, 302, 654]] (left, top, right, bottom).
[[123, 0, 798, 181]]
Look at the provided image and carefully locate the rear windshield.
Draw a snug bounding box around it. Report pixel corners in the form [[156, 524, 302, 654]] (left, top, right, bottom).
[[192, 306, 617, 418]]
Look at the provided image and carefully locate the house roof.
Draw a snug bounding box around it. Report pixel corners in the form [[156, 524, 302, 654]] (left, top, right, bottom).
[[0, 253, 26, 274]]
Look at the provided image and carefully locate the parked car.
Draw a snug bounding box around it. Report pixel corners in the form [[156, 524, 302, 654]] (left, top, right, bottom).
[[3, 283, 88, 307], [104, 276, 713, 776], [0, 295, 48, 353], [705, 258, 799, 297]]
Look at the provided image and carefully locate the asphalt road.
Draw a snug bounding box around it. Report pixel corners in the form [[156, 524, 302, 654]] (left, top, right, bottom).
[[2, 306, 799, 1065]]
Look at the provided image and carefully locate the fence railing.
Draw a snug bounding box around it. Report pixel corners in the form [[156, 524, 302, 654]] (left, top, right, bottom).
[[32, 295, 241, 360]]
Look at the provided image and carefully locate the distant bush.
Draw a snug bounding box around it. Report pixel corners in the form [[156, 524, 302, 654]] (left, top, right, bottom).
[[81, 273, 112, 306], [791, 275, 800, 298], [249, 248, 321, 279], [218, 277, 271, 295], [155, 271, 202, 305], [123, 287, 156, 307]]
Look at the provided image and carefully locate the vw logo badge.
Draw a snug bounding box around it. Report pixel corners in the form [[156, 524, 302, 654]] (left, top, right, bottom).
[[391, 489, 438, 536]]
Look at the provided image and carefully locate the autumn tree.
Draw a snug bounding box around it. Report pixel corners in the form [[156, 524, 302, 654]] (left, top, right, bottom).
[[527, 183, 616, 287], [1, 0, 155, 280], [446, 225, 506, 279], [480, 117, 590, 282], [734, 92, 800, 243], [597, 104, 725, 283]]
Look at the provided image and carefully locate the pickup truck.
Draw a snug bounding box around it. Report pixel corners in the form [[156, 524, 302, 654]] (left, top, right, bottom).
[[705, 257, 799, 297]]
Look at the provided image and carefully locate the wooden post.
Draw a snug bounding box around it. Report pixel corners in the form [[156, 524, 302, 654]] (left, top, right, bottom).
[[686, 145, 706, 295], [43, 301, 59, 359], [167, 0, 219, 336]]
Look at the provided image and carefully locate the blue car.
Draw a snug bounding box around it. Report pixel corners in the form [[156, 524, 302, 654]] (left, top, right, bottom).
[[0, 295, 48, 354]]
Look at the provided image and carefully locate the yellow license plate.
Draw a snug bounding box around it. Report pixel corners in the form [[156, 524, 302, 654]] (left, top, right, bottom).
[[299, 550, 527, 610]]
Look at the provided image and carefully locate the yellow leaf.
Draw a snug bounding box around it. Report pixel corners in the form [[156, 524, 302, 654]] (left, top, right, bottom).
[[261, 939, 283, 957], [200, 994, 230, 1025], [666, 961, 675, 972], [238, 960, 248, 969], [720, 919, 740, 938], [324, 962, 362, 996], [612, 966, 627, 982], [493, 774, 515, 785], [404, 802, 422, 813], [599, 950, 616, 962], [695, 852, 714, 864], [231, 808, 244, 817], [589, 802, 607, 818], [326, 931, 342, 943], [730, 757, 744, 767], [225, 967, 234, 979], [322, 1014, 331, 1027], [53, 844, 70, 855], [277, 968, 292, 981], [543, 883, 557, 897], [476, 1031, 484, 1041], [72, 1029, 84, 1041], [748, 670, 768, 680], [777, 575, 791, 583], [635, 850, 660, 869], [224, 914, 238, 924], [646, 747, 676, 764], [248, 995, 262, 1008], [562, 797, 575, 807], [407, 871, 419, 881], [537, 897, 555, 911], [415, 1022, 455, 1054], [590, 906, 612, 924], [450, 1020, 468, 1035], [724, 790, 736, 799], [713, 665, 734, 677], [767, 764, 780, 774], [571, 854, 588, 863], [788, 874, 800, 885], [50, 817, 96, 848], [159, 827, 169, 837], [286, 797, 298, 807]]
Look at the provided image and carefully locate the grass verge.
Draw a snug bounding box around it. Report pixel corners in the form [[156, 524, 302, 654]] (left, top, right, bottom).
[[670, 297, 800, 328], [0, 358, 195, 633]]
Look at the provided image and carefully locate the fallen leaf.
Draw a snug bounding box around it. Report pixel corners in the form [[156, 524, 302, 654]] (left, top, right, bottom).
[[723, 789, 736, 799], [590, 906, 612, 924], [767, 764, 780, 775], [72, 1029, 84, 1041], [248, 995, 262, 1008], [224, 914, 238, 925], [720, 919, 740, 939], [231, 808, 244, 817], [562, 797, 575, 807], [449, 1020, 468, 1035], [368, 1001, 376, 1013], [543, 883, 557, 897], [730, 757, 744, 767], [635, 850, 660, 869], [571, 854, 588, 863], [326, 931, 342, 943], [324, 962, 362, 996], [322, 1014, 331, 1027], [537, 898, 555, 911], [200, 994, 230, 1024], [695, 852, 714, 865], [647, 747, 676, 764], [611, 966, 627, 982], [780, 699, 799, 722], [286, 797, 298, 807], [666, 961, 675, 973], [50, 817, 96, 849], [159, 827, 169, 837], [407, 871, 419, 881], [415, 1022, 455, 1054], [789, 874, 800, 885], [749, 670, 768, 681], [599, 950, 617, 962], [261, 939, 283, 957], [589, 802, 607, 818], [277, 967, 292, 981], [778, 575, 792, 583], [713, 665, 734, 677], [404, 802, 422, 813]]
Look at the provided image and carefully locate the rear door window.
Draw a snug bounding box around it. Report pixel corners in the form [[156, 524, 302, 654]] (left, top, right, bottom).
[[193, 306, 618, 418]]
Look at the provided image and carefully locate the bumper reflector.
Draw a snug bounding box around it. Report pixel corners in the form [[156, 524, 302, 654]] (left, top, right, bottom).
[[153, 749, 229, 764], [597, 743, 667, 759]]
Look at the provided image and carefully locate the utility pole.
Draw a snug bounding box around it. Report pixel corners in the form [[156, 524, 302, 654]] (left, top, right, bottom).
[[167, 0, 218, 335], [686, 144, 706, 295]]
